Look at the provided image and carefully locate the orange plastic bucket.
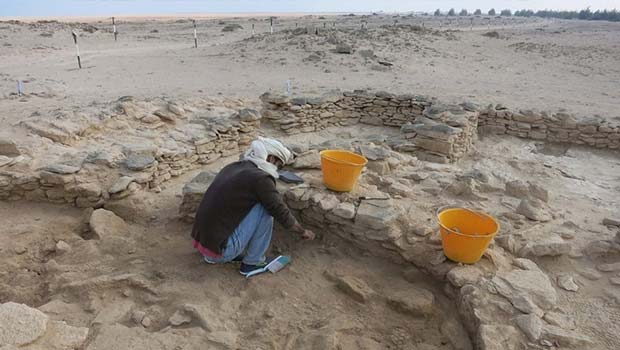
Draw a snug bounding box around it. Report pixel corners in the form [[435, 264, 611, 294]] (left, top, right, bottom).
[[437, 208, 499, 264], [320, 150, 368, 192]]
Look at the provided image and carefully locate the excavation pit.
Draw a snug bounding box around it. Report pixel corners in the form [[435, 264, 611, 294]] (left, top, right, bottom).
[[1, 90, 619, 349]]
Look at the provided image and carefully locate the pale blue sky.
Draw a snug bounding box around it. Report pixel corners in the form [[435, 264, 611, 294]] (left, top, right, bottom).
[[1, 0, 619, 17]]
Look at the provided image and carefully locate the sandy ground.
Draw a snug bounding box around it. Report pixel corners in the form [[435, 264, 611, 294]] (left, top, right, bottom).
[[1, 14, 620, 133], [1, 13, 620, 350]]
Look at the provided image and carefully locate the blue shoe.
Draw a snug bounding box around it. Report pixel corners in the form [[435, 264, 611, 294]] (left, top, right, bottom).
[[239, 256, 276, 277]]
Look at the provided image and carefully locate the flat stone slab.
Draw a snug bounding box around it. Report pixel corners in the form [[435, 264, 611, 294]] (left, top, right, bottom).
[[492, 269, 557, 310], [355, 200, 399, 230], [125, 154, 155, 171], [0, 138, 20, 157], [89, 208, 129, 240], [238, 108, 261, 122], [447, 266, 483, 287], [0, 302, 49, 346], [603, 217, 620, 227], [109, 176, 134, 194], [386, 288, 435, 317], [520, 233, 571, 257], [43, 163, 81, 174], [326, 272, 375, 303]]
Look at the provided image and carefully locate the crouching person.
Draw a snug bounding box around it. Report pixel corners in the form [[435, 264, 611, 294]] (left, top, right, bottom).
[[191, 137, 315, 276]]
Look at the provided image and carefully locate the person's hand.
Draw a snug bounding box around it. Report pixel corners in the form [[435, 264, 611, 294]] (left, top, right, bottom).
[[301, 229, 316, 241]]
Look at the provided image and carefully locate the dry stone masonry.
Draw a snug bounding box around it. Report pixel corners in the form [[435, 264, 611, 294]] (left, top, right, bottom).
[[260, 90, 478, 163], [0, 97, 261, 206], [1, 90, 618, 211], [478, 105, 620, 149], [261, 90, 620, 160], [178, 171, 595, 349]]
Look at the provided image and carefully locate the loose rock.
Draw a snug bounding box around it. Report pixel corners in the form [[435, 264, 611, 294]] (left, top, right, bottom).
[[385, 288, 434, 317], [543, 312, 576, 330], [603, 217, 620, 227], [492, 269, 557, 310], [447, 265, 483, 287], [557, 274, 579, 292], [331, 203, 356, 219], [0, 302, 49, 346], [329, 273, 375, 303], [514, 314, 543, 341], [168, 310, 192, 326], [109, 176, 134, 194], [477, 325, 524, 350], [89, 208, 130, 240], [55, 240, 71, 254], [520, 233, 571, 257], [541, 325, 593, 347], [516, 199, 552, 222], [292, 150, 321, 169], [0, 138, 20, 156], [238, 108, 261, 122]]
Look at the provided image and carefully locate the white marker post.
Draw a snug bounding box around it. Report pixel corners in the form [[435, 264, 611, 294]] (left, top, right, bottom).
[[17, 80, 23, 96], [72, 30, 81, 69], [252, 23, 255, 37], [112, 17, 117, 41], [270, 17, 273, 34], [193, 20, 198, 48], [285, 80, 291, 96], [470, 18, 474, 30]]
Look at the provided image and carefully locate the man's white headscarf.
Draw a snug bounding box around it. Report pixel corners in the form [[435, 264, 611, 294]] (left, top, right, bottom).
[[243, 137, 293, 179]]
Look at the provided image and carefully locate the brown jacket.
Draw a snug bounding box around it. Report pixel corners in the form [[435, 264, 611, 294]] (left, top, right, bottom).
[[191, 161, 297, 254]]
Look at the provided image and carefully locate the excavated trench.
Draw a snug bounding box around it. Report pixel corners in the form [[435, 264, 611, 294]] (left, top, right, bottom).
[[1, 91, 619, 349], [0, 175, 472, 350]]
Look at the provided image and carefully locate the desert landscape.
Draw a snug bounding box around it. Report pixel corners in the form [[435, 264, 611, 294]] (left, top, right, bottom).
[[1, 12, 620, 350]]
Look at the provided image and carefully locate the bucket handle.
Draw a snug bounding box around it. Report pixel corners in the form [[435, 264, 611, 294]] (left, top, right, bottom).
[[435, 205, 493, 236], [320, 151, 368, 167]]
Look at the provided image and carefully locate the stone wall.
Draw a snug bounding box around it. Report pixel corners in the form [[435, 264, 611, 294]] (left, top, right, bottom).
[[0, 105, 260, 207], [260, 90, 479, 163], [260, 90, 429, 132], [262, 90, 620, 154], [478, 105, 620, 149], [178, 175, 594, 349]]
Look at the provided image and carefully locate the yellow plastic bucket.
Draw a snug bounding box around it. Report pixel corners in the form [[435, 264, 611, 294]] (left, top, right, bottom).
[[320, 150, 368, 192], [437, 208, 499, 264]]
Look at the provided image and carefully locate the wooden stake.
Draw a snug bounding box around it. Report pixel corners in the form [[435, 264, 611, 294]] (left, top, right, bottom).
[[112, 17, 117, 41], [270, 17, 273, 34], [72, 30, 81, 69], [193, 20, 197, 48], [252, 23, 255, 36]]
